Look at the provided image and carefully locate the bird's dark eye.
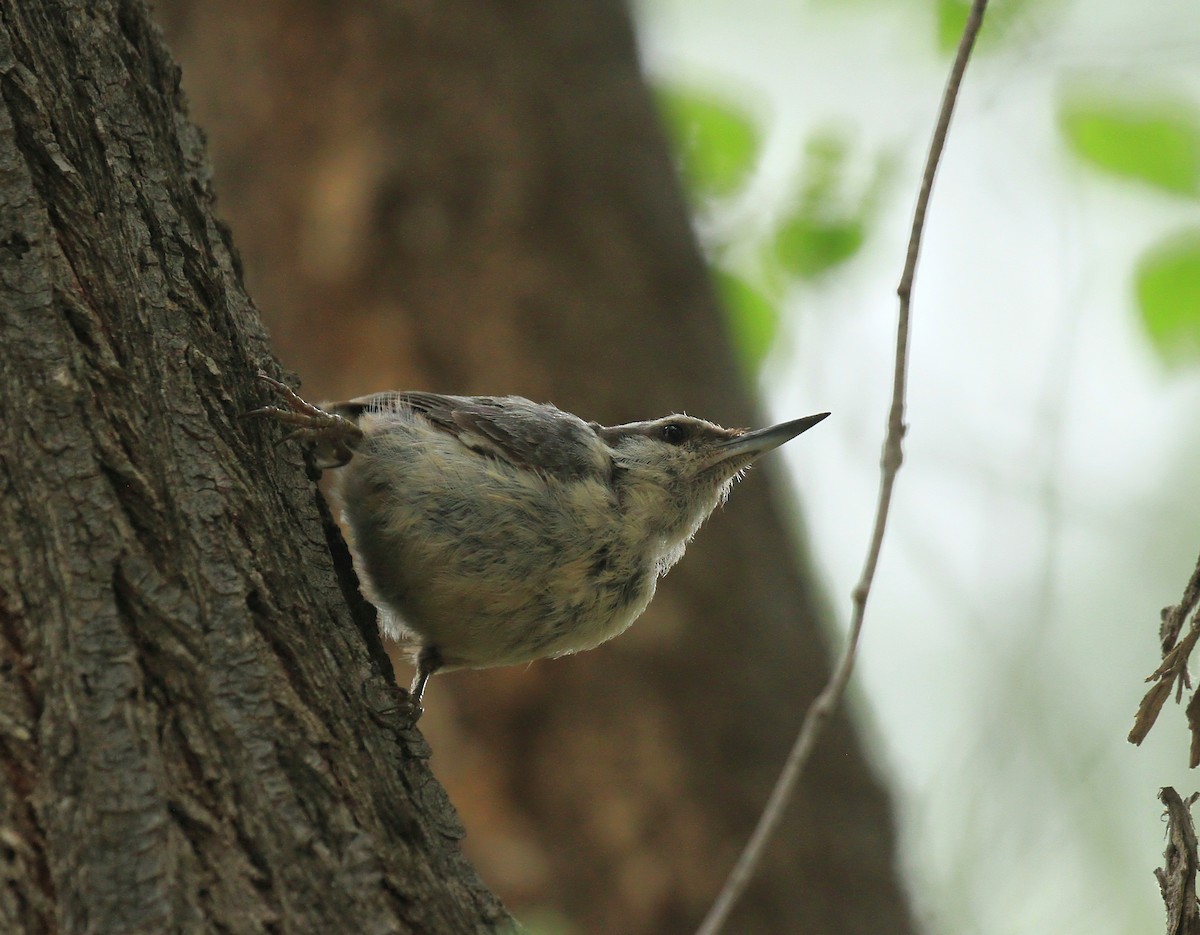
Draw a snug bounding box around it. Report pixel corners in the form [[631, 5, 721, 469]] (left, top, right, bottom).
[[660, 422, 687, 445]]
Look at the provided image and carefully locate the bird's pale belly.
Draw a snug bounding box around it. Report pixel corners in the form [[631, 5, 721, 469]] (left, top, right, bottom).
[[392, 556, 656, 669], [338, 441, 657, 669]]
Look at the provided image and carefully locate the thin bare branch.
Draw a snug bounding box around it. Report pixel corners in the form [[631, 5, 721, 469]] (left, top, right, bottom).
[[695, 4, 990, 932]]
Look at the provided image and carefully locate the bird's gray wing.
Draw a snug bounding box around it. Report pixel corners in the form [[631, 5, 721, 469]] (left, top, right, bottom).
[[341, 391, 608, 480]]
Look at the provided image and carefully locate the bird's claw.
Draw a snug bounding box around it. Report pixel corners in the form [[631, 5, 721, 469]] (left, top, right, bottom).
[[248, 372, 363, 466]]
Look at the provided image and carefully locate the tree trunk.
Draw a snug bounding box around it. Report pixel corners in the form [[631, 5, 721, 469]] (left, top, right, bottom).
[[155, 1, 919, 933], [0, 2, 508, 932]]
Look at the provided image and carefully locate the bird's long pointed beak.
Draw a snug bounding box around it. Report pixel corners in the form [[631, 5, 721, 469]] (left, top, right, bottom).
[[705, 412, 830, 469]]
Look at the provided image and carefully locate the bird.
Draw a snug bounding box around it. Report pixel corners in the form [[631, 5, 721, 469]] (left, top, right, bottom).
[[251, 372, 828, 708]]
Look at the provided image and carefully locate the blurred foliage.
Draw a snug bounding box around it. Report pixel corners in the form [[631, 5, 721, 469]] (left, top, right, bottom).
[[658, 86, 887, 374], [935, 0, 971, 49], [1135, 231, 1200, 364], [657, 82, 779, 374], [1059, 94, 1200, 197], [773, 217, 864, 280], [935, 0, 1042, 53], [771, 131, 888, 281], [656, 85, 760, 198], [714, 269, 779, 373], [1058, 90, 1200, 363]]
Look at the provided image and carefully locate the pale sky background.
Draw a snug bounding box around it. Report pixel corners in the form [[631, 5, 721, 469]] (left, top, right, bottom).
[[637, 1, 1200, 932]]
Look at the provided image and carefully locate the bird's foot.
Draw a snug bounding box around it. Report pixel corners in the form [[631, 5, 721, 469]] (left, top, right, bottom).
[[371, 687, 424, 728], [248, 372, 363, 466], [361, 678, 425, 731]]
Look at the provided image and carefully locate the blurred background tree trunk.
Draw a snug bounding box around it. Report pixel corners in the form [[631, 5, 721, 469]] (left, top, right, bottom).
[[155, 1, 918, 932]]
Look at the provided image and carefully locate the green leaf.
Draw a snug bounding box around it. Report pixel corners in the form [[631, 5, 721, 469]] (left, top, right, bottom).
[[715, 270, 779, 373], [1136, 231, 1200, 364], [936, 0, 971, 52], [770, 130, 873, 280], [657, 86, 760, 199], [774, 217, 865, 280], [1059, 96, 1200, 196]]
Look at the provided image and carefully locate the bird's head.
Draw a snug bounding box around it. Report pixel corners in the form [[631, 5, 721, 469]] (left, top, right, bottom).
[[597, 411, 829, 568]]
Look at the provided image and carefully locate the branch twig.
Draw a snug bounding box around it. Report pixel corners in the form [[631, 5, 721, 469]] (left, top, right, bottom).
[[1128, 549, 1200, 757], [695, 5, 990, 932], [1156, 787, 1200, 935]]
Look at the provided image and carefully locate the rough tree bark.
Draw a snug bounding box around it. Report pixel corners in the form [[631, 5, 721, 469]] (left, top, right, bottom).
[[0, 1, 509, 932], [155, 1, 919, 934]]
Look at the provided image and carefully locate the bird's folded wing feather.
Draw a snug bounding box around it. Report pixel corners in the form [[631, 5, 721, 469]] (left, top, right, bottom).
[[343, 391, 608, 480]]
